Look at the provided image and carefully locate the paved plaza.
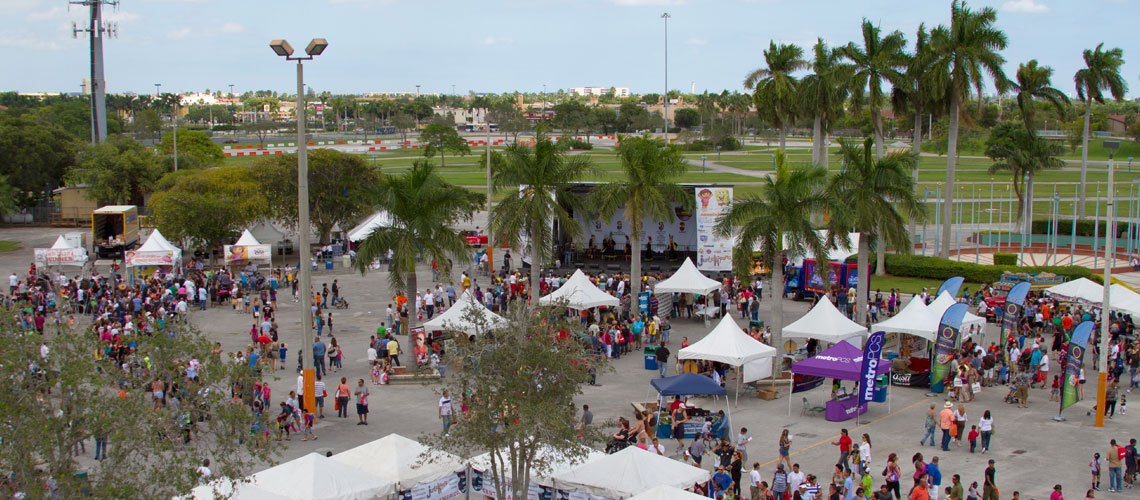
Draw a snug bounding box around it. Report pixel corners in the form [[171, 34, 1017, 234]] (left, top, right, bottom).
[[1, 225, 1134, 499]]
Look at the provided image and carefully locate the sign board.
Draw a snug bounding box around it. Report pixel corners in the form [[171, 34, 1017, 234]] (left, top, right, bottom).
[[695, 186, 732, 271], [33, 248, 88, 266], [224, 244, 272, 265]]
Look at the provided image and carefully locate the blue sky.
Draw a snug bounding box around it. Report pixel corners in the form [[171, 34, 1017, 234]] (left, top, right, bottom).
[[2, 0, 1137, 99]]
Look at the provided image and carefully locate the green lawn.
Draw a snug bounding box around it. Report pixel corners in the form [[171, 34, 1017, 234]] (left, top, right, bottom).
[[0, 241, 20, 253], [867, 275, 984, 296]]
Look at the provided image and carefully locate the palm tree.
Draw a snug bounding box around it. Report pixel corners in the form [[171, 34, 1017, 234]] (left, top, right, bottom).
[[1013, 60, 1069, 133], [714, 151, 834, 376], [591, 134, 692, 299], [841, 20, 908, 159], [354, 160, 484, 324], [490, 133, 592, 299], [744, 42, 807, 151], [1074, 43, 1128, 219], [799, 39, 852, 170], [985, 123, 1065, 228], [930, 0, 1009, 257], [829, 137, 924, 323]]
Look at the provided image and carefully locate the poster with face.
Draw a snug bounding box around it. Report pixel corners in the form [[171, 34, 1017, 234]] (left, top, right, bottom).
[[695, 187, 732, 271]]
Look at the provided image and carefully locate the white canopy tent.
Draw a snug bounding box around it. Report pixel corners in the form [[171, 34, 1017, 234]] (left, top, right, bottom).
[[679, 314, 776, 405], [347, 211, 395, 242], [423, 289, 510, 335], [782, 296, 868, 347], [127, 229, 183, 267], [653, 257, 722, 295], [234, 230, 260, 246], [539, 269, 619, 309], [331, 434, 466, 491], [627, 486, 711, 500], [224, 230, 272, 266], [1108, 284, 1140, 316], [870, 296, 934, 338], [551, 446, 710, 499], [34, 235, 88, 267], [468, 443, 606, 491], [186, 453, 395, 500], [185, 479, 279, 500], [925, 291, 986, 338], [1044, 278, 1140, 316]]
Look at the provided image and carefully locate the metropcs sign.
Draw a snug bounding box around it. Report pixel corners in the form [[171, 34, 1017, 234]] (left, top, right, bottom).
[[860, 332, 885, 405]]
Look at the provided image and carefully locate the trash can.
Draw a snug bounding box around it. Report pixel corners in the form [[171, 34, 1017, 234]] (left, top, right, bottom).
[[644, 354, 658, 371], [325, 260, 334, 270], [872, 375, 888, 403], [342, 254, 351, 268]]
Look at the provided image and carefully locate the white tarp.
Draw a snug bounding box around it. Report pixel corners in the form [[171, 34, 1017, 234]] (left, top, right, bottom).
[[423, 289, 510, 335], [1108, 284, 1140, 316], [201, 452, 395, 500], [871, 296, 935, 338], [348, 211, 395, 242], [331, 434, 466, 491], [127, 229, 182, 267], [34, 235, 88, 266], [679, 314, 775, 380], [468, 443, 606, 492], [653, 257, 722, 295], [185, 479, 279, 500], [627, 486, 710, 500], [1044, 279, 1140, 316], [782, 296, 868, 346], [551, 446, 709, 499], [926, 292, 986, 334], [539, 269, 619, 309]]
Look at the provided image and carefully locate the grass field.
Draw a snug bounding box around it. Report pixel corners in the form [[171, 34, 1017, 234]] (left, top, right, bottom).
[[0, 241, 20, 253], [867, 275, 984, 295]]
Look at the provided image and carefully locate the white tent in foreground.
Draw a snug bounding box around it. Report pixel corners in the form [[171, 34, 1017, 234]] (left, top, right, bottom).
[[347, 211, 395, 242], [186, 453, 395, 500], [468, 443, 606, 489], [1044, 279, 1140, 316], [653, 257, 722, 295], [539, 269, 619, 309], [782, 296, 867, 347], [871, 296, 935, 338], [628, 485, 713, 500], [679, 314, 775, 383], [331, 434, 466, 491], [551, 446, 710, 499], [423, 289, 510, 335]]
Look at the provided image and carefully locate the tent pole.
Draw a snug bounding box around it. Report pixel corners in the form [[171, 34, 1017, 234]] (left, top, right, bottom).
[[787, 373, 793, 416]]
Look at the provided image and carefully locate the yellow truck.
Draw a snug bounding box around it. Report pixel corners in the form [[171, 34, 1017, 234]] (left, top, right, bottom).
[[92, 205, 140, 259]]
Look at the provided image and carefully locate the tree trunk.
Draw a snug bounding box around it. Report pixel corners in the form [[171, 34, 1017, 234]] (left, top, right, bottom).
[[771, 251, 784, 377], [1024, 172, 1035, 242], [531, 222, 542, 306], [811, 116, 822, 166], [910, 105, 923, 246], [1078, 101, 1092, 220], [941, 90, 960, 258], [630, 226, 642, 306], [856, 236, 869, 325], [873, 109, 885, 159], [1012, 172, 1025, 224], [778, 126, 787, 152], [875, 220, 887, 276], [821, 131, 830, 171], [406, 263, 418, 329]]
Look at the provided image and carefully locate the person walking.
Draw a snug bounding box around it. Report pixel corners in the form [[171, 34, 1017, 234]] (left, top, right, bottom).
[[335, 377, 351, 418], [939, 402, 955, 451], [736, 427, 753, 464], [749, 462, 763, 500], [920, 403, 937, 447], [884, 453, 902, 500], [439, 390, 455, 434], [354, 379, 370, 425], [833, 428, 853, 473], [777, 429, 794, 471], [978, 410, 994, 453], [656, 341, 671, 378], [1108, 439, 1124, 492], [982, 460, 997, 500]]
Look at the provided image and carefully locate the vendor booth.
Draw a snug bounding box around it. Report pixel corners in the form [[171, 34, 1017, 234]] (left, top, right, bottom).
[[648, 373, 729, 440], [1044, 278, 1140, 316], [468, 444, 605, 500], [652, 257, 722, 323], [551, 447, 710, 500], [34, 235, 89, 268], [424, 289, 510, 336], [627, 486, 711, 500], [678, 314, 775, 405], [782, 296, 868, 348], [347, 211, 395, 243], [190, 452, 394, 500], [332, 434, 466, 500], [789, 340, 890, 422], [126, 229, 183, 281], [224, 230, 272, 267], [539, 269, 619, 310], [870, 292, 984, 388]]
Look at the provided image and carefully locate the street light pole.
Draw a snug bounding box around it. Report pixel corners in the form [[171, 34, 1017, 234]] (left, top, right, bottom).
[[1097, 141, 1120, 428], [662, 12, 670, 145]]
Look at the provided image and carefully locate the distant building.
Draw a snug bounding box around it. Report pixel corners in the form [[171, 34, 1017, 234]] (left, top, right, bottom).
[[180, 93, 221, 106], [570, 86, 630, 98]]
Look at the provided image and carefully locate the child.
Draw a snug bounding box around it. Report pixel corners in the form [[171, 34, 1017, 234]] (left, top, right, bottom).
[[261, 383, 271, 408], [998, 362, 1009, 384], [968, 425, 980, 453], [1051, 375, 1061, 402], [299, 411, 317, 442], [278, 343, 287, 370], [966, 482, 980, 500], [370, 361, 381, 385], [1090, 452, 1101, 491], [1120, 395, 1127, 415]]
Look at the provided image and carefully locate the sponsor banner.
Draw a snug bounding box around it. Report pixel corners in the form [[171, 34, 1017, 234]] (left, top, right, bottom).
[[33, 248, 88, 266], [1060, 321, 1095, 412], [936, 276, 965, 298], [695, 187, 732, 271], [931, 303, 968, 394], [889, 371, 930, 387], [859, 331, 886, 408], [125, 251, 176, 267], [1001, 282, 1031, 349], [223, 244, 272, 265], [792, 374, 825, 393], [402, 471, 467, 500]]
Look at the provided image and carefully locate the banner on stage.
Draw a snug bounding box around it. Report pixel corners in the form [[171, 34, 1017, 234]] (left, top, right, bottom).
[[695, 187, 732, 271]]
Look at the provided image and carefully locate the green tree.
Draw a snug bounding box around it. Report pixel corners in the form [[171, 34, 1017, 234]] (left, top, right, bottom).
[[131, 109, 163, 141], [985, 122, 1065, 226], [1012, 60, 1069, 133], [0, 113, 77, 208], [592, 107, 618, 135], [830, 137, 922, 302], [799, 38, 852, 169], [491, 133, 592, 297], [353, 160, 483, 308], [255, 149, 378, 244], [930, 0, 1009, 257], [673, 108, 701, 129], [1128, 121, 1140, 143], [841, 20, 908, 159], [551, 100, 591, 136], [590, 135, 691, 297], [0, 175, 17, 217], [149, 166, 268, 254], [744, 42, 807, 151], [392, 113, 416, 143], [616, 103, 651, 133], [419, 123, 471, 167], [241, 119, 280, 148], [1074, 43, 1128, 219], [68, 134, 165, 206], [156, 129, 225, 167], [714, 151, 834, 376]]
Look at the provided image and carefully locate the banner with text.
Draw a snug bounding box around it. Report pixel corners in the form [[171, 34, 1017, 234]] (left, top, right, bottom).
[[401, 471, 467, 500], [224, 244, 272, 265], [695, 187, 733, 271], [1060, 321, 1094, 413], [33, 248, 88, 266], [859, 331, 886, 408], [1001, 282, 1031, 349]]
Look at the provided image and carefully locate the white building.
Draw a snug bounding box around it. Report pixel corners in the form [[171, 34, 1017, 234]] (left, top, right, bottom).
[[180, 92, 221, 106], [569, 86, 630, 98]]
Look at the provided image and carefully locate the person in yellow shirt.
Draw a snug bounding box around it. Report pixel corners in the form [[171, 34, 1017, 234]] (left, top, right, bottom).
[[388, 337, 401, 367]]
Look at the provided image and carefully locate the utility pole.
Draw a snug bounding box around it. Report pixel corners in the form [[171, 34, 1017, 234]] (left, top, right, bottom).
[[661, 12, 670, 145], [71, 0, 118, 144]]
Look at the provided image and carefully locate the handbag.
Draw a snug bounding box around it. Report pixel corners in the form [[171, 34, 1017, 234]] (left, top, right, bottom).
[[971, 382, 982, 393]]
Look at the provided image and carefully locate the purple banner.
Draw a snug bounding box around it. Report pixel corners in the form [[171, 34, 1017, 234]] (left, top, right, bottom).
[[859, 331, 886, 408]]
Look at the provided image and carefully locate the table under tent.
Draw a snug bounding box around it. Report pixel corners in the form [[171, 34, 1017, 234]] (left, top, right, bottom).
[[677, 314, 775, 405], [788, 340, 891, 422]]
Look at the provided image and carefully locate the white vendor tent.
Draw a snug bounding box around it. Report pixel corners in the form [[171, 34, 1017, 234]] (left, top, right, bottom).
[[926, 292, 986, 335], [224, 230, 272, 265], [1108, 284, 1140, 316], [653, 257, 722, 295], [234, 230, 259, 246], [679, 314, 776, 384], [423, 289, 510, 335], [348, 211, 395, 242], [331, 434, 466, 490], [230, 452, 394, 500], [34, 235, 88, 266], [551, 446, 710, 499], [782, 296, 868, 346], [628, 486, 713, 500], [539, 269, 619, 309], [1044, 277, 1104, 304], [185, 479, 278, 500], [468, 443, 606, 489], [871, 296, 935, 338], [127, 229, 182, 267]]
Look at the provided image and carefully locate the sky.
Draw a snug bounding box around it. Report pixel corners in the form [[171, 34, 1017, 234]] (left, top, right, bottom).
[[2, 0, 1138, 99]]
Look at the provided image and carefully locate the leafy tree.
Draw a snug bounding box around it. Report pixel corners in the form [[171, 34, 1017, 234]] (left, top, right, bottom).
[[491, 133, 592, 297], [149, 166, 268, 253], [391, 113, 417, 143], [800, 38, 852, 168], [1012, 60, 1069, 133], [745, 42, 807, 150], [1074, 43, 1128, 219], [419, 122, 471, 166], [551, 100, 592, 137], [0, 113, 78, 207], [156, 129, 225, 167], [0, 309, 280, 498], [241, 119, 280, 148], [0, 175, 17, 217], [673, 108, 701, 129], [892, 23, 943, 166], [985, 122, 1065, 226], [1128, 121, 1140, 143], [841, 20, 908, 159], [715, 151, 836, 376], [929, 0, 1009, 257], [592, 107, 617, 135], [353, 160, 483, 305], [616, 103, 651, 133], [255, 149, 379, 244], [68, 134, 165, 206], [131, 109, 163, 141]]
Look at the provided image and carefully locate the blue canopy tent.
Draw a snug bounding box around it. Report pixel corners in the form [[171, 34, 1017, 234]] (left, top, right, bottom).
[[649, 374, 731, 442]]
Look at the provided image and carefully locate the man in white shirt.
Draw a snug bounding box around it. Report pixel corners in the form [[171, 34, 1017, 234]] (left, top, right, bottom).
[[749, 462, 763, 499], [650, 437, 666, 456], [439, 390, 454, 434], [787, 463, 806, 497], [9, 272, 19, 294], [197, 459, 212, 481], [367, 345, 378, 365], [1038, 351, 1050, 387]]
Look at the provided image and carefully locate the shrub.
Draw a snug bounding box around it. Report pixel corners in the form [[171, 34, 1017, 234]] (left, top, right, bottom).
[[993, 253, 1017, 266], [681, 136, 742, 152], [1030, 219, 1123, 238], [881, 254, 1095, 284], [555, 137, 593, 151]]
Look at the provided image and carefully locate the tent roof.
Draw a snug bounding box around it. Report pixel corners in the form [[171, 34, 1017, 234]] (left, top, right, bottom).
[[247, 452, 395, 500], [782, 296, 867, 342], [552, 447, 710, 499], [49, 235, 74, 249], [233, 230, 261, 246], [468, 444, 605, 487], [1045, 278, 1104, 304], [539, 269, 619, 309], [628, 485, 711, 500], [423, 289, 510, 334], [347, 211, 395, 242], [791, 340, 891, 381], [650, 373, 727, 396], [331, 434, 465, 489], [186, 479, 280, 500], [678, 314, 775, 366], [138, 229, 180, 253], [871, 296, 935, 337], [1108, 284, 1140, 316], [926, 291, 986, 333], [653, 257, 722, 295]]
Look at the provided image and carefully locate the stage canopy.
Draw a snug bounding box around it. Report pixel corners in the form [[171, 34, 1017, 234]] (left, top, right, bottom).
[[650, 373, 727, 397], [678, 314, 775, 382], [331, 434, 465, 490], [127, 229, 182, 267], [538, 269, 619, 309], [653, 257, 722, 295], [347, 211, 395, 242], [782, 296, 867, 346], [790, 339, 890, 381], [551, 446, 710, 499], [423, 289, 510, 335]]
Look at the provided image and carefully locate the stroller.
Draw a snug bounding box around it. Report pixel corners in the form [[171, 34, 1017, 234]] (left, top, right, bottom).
[[332, 296, 349, 309], [1003, 384, 1019, 404]]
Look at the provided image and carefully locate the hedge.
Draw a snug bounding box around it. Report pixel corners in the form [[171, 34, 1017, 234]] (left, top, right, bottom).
[[1030, 219, 1123, 238], [555, 137, 593, 151], [682, 136, 742, 152], [877, 254, 1096, 284], [993, 253, 1017, 266]]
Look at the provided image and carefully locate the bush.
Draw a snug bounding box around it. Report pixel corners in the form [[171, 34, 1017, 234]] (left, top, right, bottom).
[[1030, 219, 1123, 238], [682, 136, 742, 152], [880, 254, 1095, 284], [993, 253, 1017, 266], [555, 137, 593, 151]]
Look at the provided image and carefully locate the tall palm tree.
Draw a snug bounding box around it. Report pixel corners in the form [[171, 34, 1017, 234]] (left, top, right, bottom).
[[1013, 60, 1069, 133], [829, 137, 924, 323], [354, 160, 484, 324], [1074, 43, 1128, 219], [491, 133, 592, 299], [744, 42, 807, 151], [715, 151, 835, 376], [985, 123, 1065, 227], [930, 0, 1009, 257], [841, 20, 908, 159], [799, 39, 852, 170], [591, 134, 692, 299]]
